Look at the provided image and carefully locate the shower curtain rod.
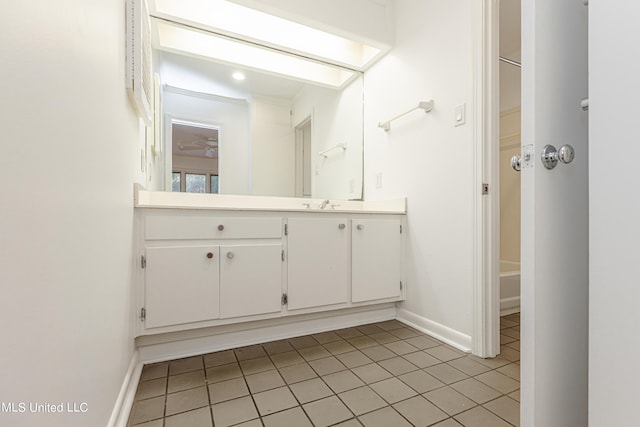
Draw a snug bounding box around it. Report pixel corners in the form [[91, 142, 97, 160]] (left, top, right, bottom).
[[499, 56, 522, 68]]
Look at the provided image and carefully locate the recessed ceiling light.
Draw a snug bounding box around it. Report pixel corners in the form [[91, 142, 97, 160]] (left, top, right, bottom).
[[232, 71, 246, 81]]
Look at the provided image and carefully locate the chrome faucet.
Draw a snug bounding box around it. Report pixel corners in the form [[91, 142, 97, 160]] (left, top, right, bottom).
[[320, 199, 330, 209]]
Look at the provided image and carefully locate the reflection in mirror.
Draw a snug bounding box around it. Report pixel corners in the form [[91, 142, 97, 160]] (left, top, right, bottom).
[[148, 21, 364, 200]]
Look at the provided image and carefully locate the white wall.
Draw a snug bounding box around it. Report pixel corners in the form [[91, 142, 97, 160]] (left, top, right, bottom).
[[0, 1, 142, 426], [589, 1, 640, 425], [293, 76, 364, 200], [163, 89, 251, 195], [364, 0, 475, 346]]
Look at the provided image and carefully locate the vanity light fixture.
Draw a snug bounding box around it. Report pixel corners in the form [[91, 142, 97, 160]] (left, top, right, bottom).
[[232, 71, 246, 81], [152, 19, 355, 88], [149, 0, 382, 71]]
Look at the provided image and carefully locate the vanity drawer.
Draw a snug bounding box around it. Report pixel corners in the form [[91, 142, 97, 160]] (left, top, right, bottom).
[[145, 216, 283, 240]]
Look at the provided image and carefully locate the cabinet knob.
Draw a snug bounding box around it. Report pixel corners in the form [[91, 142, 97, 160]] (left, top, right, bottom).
[[339, 224, 346, 230], [206, 252, 214, 259], [226, 252, 234, 259], [357, 224, 364, 230], [218, 224, 225, 231]]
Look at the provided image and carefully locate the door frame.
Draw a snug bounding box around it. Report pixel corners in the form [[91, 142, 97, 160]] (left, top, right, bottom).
[[471, 0, 501, 358]]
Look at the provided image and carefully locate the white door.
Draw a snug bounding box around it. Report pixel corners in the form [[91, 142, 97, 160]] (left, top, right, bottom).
[[219, 244, 282, 318], [352, 218, 402, 303], [287, 217, 349, 310], [520, 1, 588, 425]]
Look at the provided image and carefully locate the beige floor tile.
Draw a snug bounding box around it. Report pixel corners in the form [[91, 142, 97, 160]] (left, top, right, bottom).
[[129, 419, 164, 427], [499, 345, 520, 362], [333, 419, 364, 427], [203, 350, 236, 368], [234, 344, 267, 361], [424, 386, 476, 416], [234, 420, 263, 427], [404, 335, 440, 350], [325, 340, 358, 355], [313, 331, 342, 344], [384, 340, 419, 356], [244, 370, 285, 394], [454, 406, 512, 427], [424, 363, 469, 384], [323, 370, 365, 393], [393, 395, 449, 426], [205, 362, 242, 383], [358, 406, 412, 427], [475, 371, 520, 394], [375, 320, 405, 331], [253, 386, 298, 416], [402, 351, 441, 368], [262, 340, 294, 355], [500, 318, 518, 329], [496, 362, 520, 381], [484, 395, 520, 426], [303, 395, 353, 427], [169, 356, 203, 376], [336, 327, 365, 339], [208, 377, 249, 404], [501, 327, 520, 340], [278, 362, 318, 384], [165, 386, 208, 416], [351, 363, 393, 384], [298, 345, 332, 361], [468, 355, 510, 369], [389, 327, 421, 339], [140, 363, 168, 381], [348, 335, 378, 350], [167, 370, 206, 394], [377, 356, 419, 376], [500, 334, 517, 345], [270, 350, 305, 368], [289, 377, 333, 404], [239, 356, 275, 375], [164, 407, 212, 427], [289, 335, 320, 349], [397, 370, 445, 393], [369, 331, 400, 344], [128, 396, 165, 425], [338, 386, 387, 415], [446, 357, 492, 376], [309, 356, 347, 376], [369, 377, 417, 404], [450, 378, 502, 404], [361, 345, 397, 362], [135, 377, 167, 401], [356, 324, 385, 335], [336, 351, 374, 369], [507, 340, 521, 351], [431, 419, 465, 427], [508, 389, 520, 402], [426, 346, 466, 362], [211, 396, 259, 427], [262, 406, 313, 427]]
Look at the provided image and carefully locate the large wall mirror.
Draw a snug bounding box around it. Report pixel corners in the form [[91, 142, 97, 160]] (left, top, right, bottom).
[[146, 1, 365, 200]]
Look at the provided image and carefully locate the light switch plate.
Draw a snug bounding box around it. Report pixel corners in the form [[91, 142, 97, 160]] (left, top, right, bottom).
[[454, 104, 466, 127]]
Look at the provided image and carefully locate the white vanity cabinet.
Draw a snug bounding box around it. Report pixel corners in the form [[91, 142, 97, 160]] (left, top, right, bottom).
[[352, 217, 403, 302], [287, 217, 350, 310]]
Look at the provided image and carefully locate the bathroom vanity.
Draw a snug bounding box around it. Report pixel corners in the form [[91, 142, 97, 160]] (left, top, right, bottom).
[[134, 189, 407, 338]]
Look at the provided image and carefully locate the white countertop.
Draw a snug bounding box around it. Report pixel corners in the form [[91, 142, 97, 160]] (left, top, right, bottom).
[[134, 187, 406, 214]]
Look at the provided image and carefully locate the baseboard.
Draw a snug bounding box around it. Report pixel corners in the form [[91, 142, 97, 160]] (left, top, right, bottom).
[[137, 304, 397, 364], [500, 296, 521, 316], [396, 308, 472, 353], [108, 350, 142, 427]]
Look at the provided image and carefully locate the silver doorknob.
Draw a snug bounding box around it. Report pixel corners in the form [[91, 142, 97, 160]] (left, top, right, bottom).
[[541, 144, 575, 170], [226, 252, 234, 259], [357, 224, 364, 230], [511, 154, 522, 172]]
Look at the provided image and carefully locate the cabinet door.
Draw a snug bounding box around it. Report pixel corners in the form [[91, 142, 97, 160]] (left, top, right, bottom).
[[219, 244, 282, 318], [352, 218, 402, 302], [287, 217, 349, 310], [145, 246, 219, 328]]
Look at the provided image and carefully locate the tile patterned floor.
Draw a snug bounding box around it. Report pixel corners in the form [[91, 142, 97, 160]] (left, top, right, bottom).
[[128, 314, 520, 427]]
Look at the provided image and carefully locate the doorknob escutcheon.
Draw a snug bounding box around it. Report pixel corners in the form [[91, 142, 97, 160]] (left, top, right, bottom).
[[226, 252, 234, 259]]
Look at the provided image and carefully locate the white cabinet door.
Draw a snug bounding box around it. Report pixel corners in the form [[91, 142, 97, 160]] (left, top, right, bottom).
[[219, 244, 282, 318], [145, 246, 220, 328], [287, 217, 349, 310], [352, 218, 402, 302]]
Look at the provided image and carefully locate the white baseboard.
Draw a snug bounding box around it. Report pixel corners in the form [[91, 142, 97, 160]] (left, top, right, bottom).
[[500, 296, 521, 316], [108, 350, 142, 427], [396, 308, 472, 353], [137, 305, 397, 364]]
